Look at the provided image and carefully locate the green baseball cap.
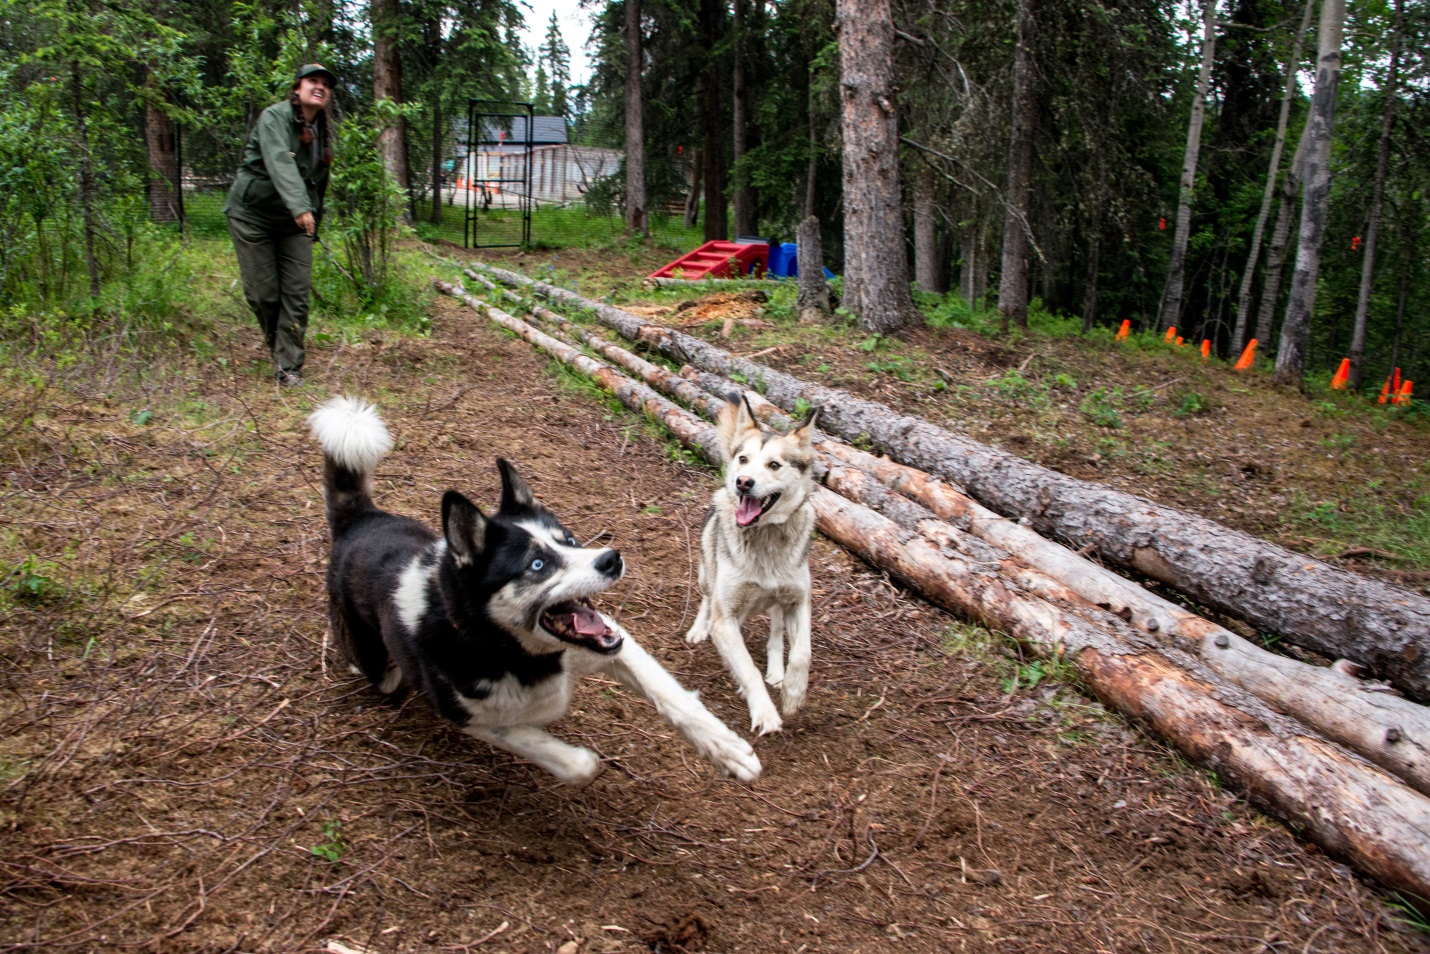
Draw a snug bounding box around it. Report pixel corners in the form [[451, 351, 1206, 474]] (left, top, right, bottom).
[[295, 63, 338, 87]]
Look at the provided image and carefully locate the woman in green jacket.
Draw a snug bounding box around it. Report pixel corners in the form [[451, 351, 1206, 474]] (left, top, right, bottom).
[[224, 64, 336, 386]]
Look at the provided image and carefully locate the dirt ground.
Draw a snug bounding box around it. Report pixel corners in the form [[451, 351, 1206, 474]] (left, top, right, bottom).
[[2, 251, 1428, 953]]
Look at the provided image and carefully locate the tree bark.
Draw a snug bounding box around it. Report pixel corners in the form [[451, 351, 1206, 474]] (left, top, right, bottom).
[[1159, 0, 1216, 334], [836, 0, 917, 334], [796, 215, 832, 321], [438, 274, 1430, 904], [71, 60, 100, 301], [371, 0, 412, 221], [700, 0, 727, 241], [1233, 0, 1313, 354], [143, 70, 180, 225], [1348, 0, 1403, 391], [913, 161, 939, 292], [997, 0, 1039, 333], [471, 262, 1430, 699], [1255, 126, 1307, 348], [1275, 0, 1346, 386], [684, 148, 702, 229], [731, 0, 755, 238], [624, 0, 648, 237]]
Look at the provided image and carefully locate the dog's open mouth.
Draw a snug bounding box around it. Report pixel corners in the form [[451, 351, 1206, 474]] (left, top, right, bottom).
[[540, 599, 622, 654], [735, 491, 781, 527]]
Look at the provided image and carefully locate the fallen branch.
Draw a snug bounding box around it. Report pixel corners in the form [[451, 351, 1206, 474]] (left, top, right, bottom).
[[470, 262, 1430, 701]]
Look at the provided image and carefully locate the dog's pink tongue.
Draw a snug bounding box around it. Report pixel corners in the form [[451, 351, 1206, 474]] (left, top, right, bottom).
[[572, 605, 609, 638], [736, 495, 763, 526]]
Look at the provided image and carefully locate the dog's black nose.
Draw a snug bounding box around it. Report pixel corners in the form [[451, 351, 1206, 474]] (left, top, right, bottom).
[[735, 475, 754, 494], [595, 549, 623, 578]]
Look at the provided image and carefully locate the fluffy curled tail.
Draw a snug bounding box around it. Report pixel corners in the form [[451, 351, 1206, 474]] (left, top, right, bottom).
[[309, 397, 393, 529]]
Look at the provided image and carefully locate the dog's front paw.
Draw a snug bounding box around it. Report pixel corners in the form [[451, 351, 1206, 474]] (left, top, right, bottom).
[[684, 624, 710, 645], [750, 704, 783, 737], [710, 732, 762, 783], [556, 748, 604, 788], [780, 682, 807, 718]]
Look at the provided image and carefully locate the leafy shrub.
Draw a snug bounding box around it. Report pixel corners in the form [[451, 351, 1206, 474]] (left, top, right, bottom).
[[1080, 388, 1124, 428], [1172, 391, 1212, 418]]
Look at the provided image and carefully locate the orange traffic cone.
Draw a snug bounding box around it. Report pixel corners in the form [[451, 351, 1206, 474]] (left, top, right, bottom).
[[1175, 336, 1184, 346], [1395, 381, 1414, 406], [1234, 339, 1257, 371], [1116, 320, 1131, 341], [1330, 358, 1350, 390], [1200, 340, 1211, 359], [1379, 379, 1392, 404], [1392, 367, 1402, 395], [1163, 326, 1177, 343]]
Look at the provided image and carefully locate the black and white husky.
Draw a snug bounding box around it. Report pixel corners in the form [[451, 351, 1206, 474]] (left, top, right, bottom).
[[309, 397, 760, 787], [685, 395, 819, 736]]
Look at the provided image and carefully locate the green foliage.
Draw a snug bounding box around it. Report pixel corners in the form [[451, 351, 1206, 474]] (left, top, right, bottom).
[[1079, 388, 1125, 428], [1172, 391, 1211, 418], [310, 818, 347, 864], [6, 554, 63, 603]]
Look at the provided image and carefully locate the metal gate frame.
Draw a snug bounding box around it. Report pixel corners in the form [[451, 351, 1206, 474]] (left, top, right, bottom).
[[464, 99, 535, 249]]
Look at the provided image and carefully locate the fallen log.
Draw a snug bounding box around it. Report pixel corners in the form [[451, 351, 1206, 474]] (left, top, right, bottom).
[[462, 276, 1430, 800], [437, 276, 1430, 902], [470, 262, 1430, 701]]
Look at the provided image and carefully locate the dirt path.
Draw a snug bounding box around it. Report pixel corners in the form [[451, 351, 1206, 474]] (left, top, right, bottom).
[[1, 292, 1425, 953]]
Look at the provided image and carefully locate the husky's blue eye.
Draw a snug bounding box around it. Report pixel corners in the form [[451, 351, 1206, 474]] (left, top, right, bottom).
[[566, 536, 576, 546], [531, 558, 544, 571]]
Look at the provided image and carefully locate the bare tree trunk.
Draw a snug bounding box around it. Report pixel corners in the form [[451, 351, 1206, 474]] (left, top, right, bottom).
[[913, 162, 939, 292], [372, 0, 411, 221], [997, 0, 1038, 333], [1349, 0, 1404, 391], [624, 0, 648, 236], [1159, 0, 1217, 333], [1388, 241, 1410, 374], [143, 70, 180, 225], [836, 0, 917, 334], [1275, 0, 1346, 386], [71, 60, 100, 301], [430, 94, 443, 225], [731, 0, 755, 237], [684, 148, 701, 229], [1081, 228, 1100, 333], [1255, 127, 1307, 347], [700, 0, 727, 241], [1233, 0, 1313, 353], [797, 215, 831, 321]]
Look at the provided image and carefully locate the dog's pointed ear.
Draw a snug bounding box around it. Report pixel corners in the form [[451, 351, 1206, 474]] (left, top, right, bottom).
[[791, 405, 820, 450], [496, 458, 535, 513], [442, 490, 487, 566], [716, 392, 761, 461]]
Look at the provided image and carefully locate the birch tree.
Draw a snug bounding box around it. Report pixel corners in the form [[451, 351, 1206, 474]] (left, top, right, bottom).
[[1275, 0, 1347, 386], [1348, 0, 1405, 391], [1232, 0, 1313, 353], [624, 0, 647, 236], [1158, 0, 1217, 334]]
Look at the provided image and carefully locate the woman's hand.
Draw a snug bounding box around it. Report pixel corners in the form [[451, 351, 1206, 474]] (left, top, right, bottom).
[[295, 211, 316, 236]]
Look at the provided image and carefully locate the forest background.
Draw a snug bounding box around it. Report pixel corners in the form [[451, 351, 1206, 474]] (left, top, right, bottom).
[[0, 0, 1426, 392]]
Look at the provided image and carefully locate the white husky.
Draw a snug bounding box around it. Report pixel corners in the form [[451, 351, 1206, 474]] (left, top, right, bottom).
[[686, 394, 819, 736]]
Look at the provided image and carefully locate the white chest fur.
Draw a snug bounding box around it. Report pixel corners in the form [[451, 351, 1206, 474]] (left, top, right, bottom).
[[457, 667, 576, 728]]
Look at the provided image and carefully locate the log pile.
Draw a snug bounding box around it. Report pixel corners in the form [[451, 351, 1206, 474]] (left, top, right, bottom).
[[435, 272, 1430, 904], [471, 262, 1430, 701]]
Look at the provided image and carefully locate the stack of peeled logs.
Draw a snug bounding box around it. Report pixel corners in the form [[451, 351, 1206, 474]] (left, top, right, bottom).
[[434, 260, 1430, 904]]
